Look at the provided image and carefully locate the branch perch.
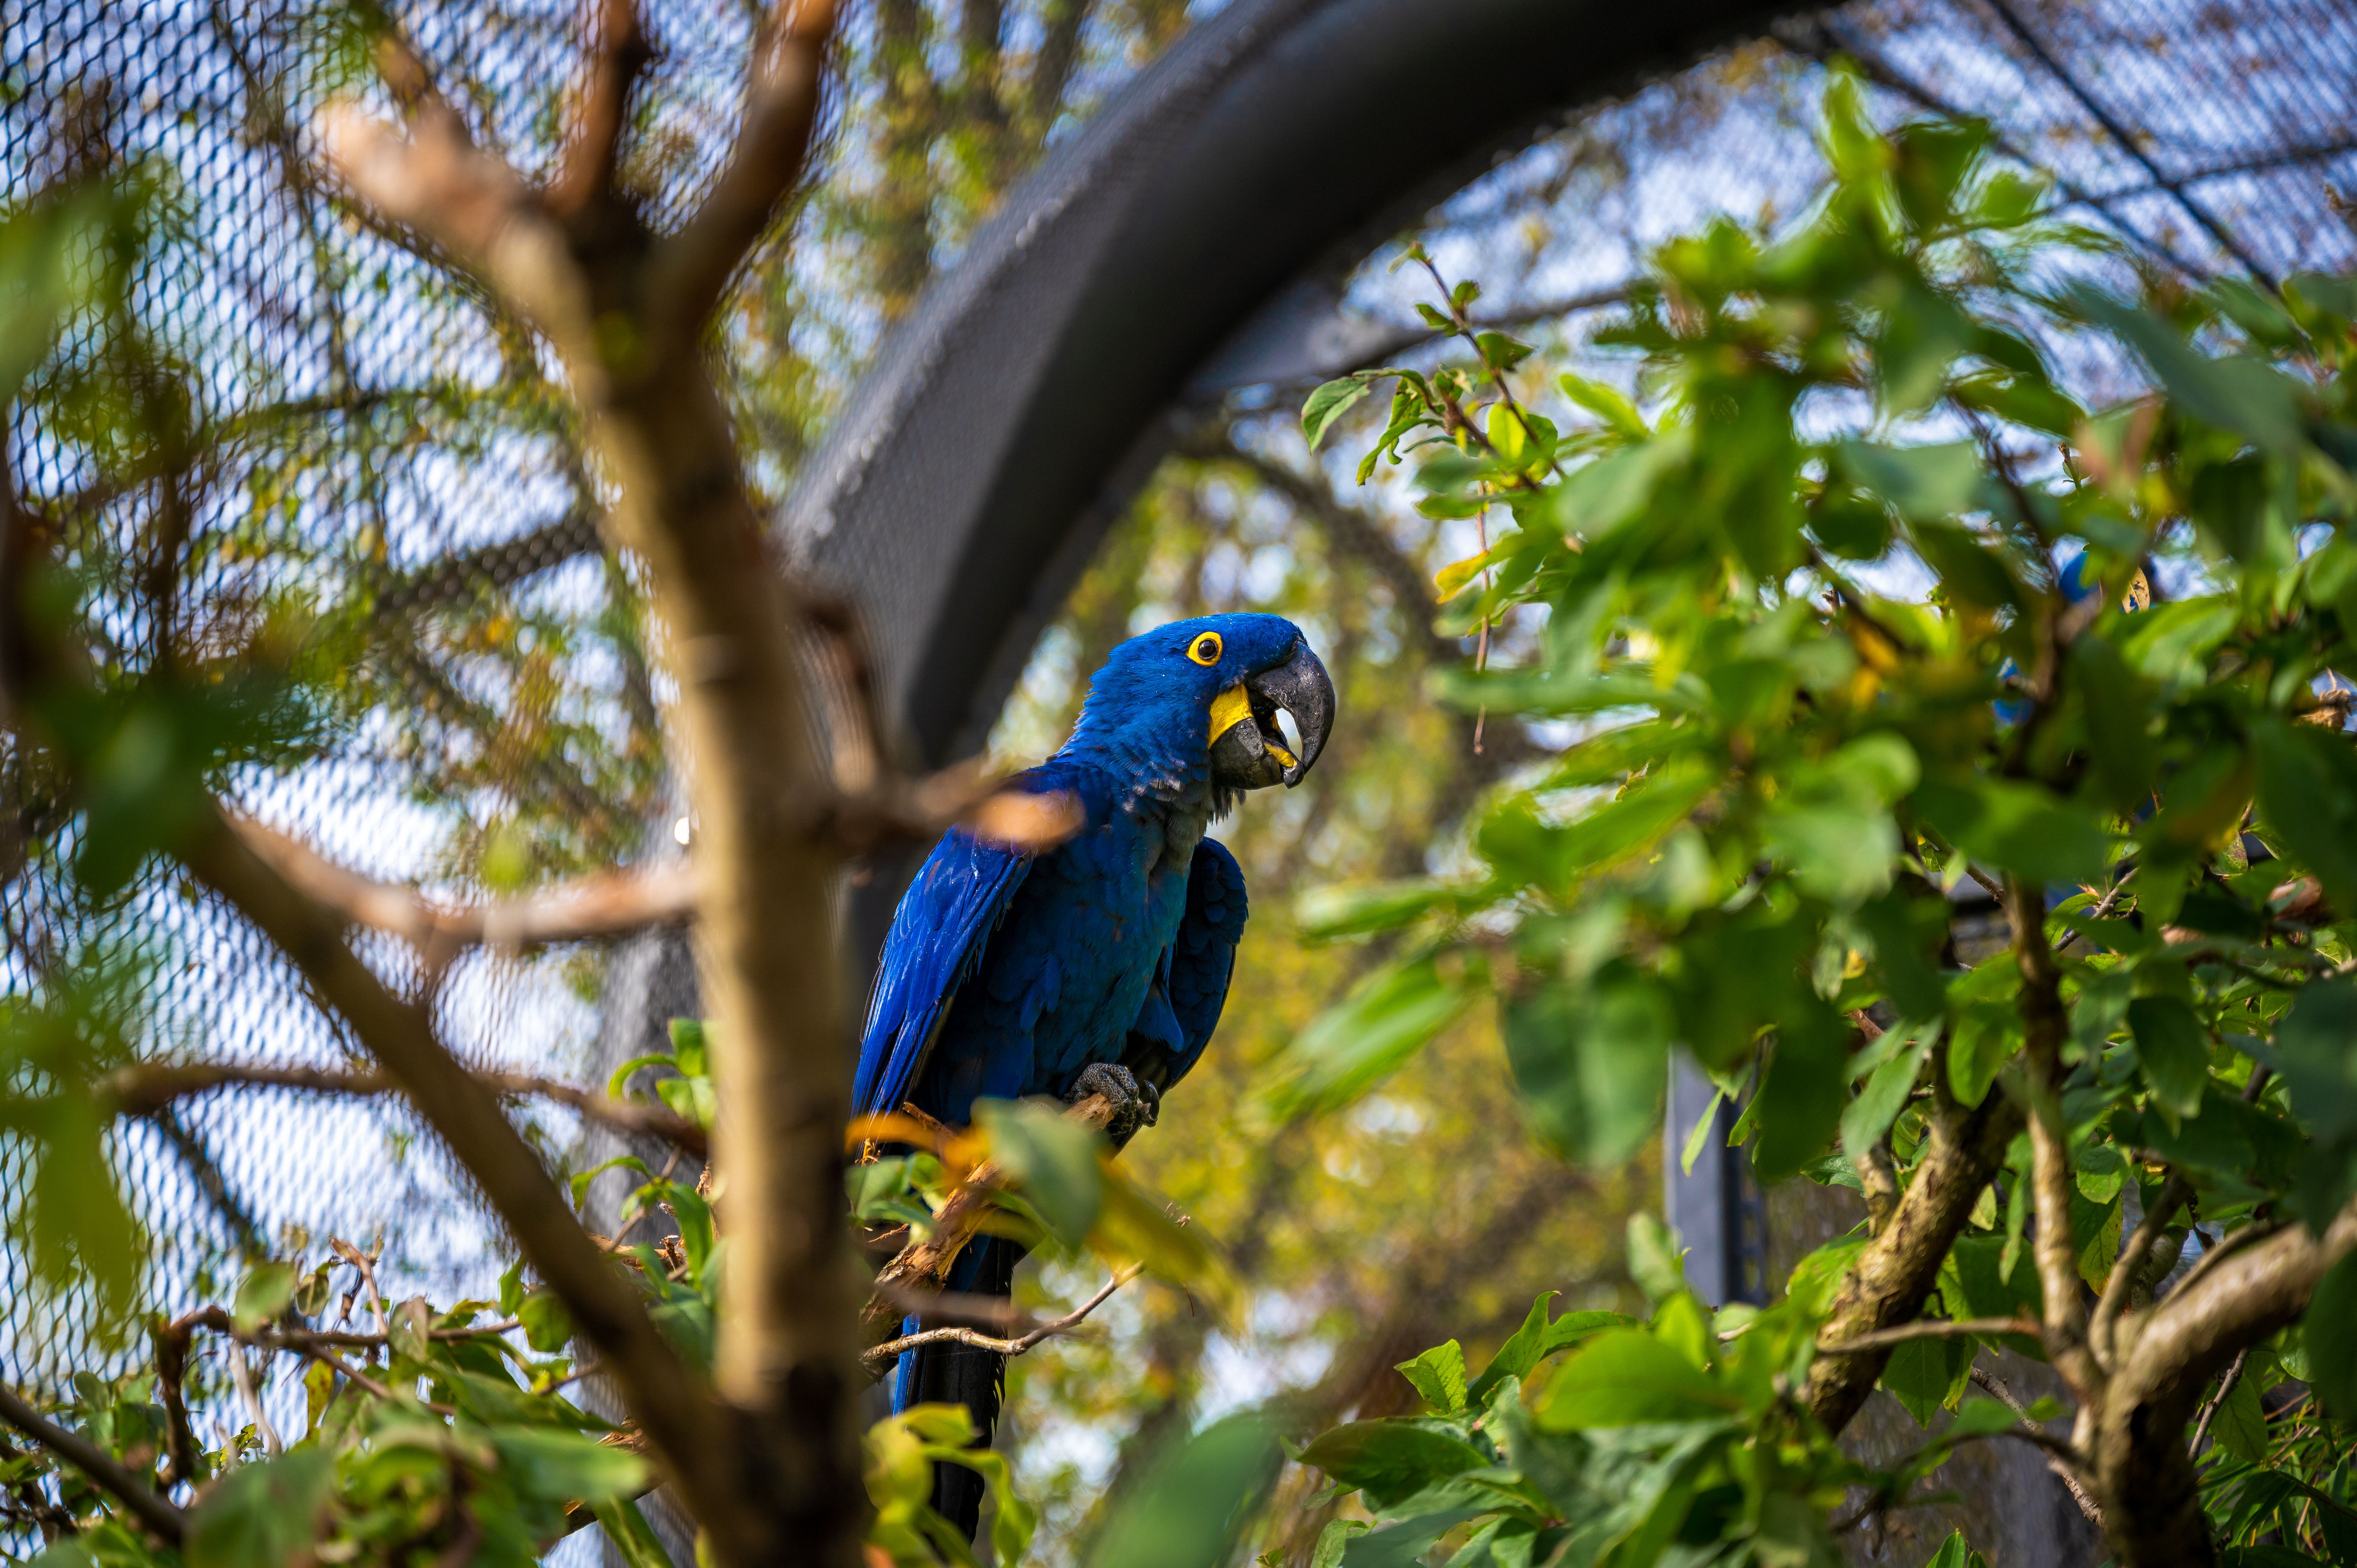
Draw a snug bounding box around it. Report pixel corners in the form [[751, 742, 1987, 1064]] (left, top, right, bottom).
[[860, 1091, 1121, 1351], [863, 1267, 1138, 1369]]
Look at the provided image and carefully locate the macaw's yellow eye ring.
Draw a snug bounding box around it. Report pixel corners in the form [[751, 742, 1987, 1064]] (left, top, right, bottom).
[[1187, 632, 1223, 666]]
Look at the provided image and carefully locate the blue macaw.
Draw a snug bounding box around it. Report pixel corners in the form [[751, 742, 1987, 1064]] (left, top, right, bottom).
[[853, 611, 1334, 1531]]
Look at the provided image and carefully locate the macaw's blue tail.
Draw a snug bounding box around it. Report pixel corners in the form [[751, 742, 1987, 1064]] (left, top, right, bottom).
[[890, 1235, 1021, 1540]]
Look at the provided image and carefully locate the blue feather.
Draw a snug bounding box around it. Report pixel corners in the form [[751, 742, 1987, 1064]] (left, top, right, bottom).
[[854, 613, 1302, 1434]]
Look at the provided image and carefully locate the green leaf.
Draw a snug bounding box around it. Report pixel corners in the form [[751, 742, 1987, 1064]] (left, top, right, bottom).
[[1874, 293, 1975, 416], [2074, 289, 2303, 452], [1914, 777, 2111, 886], [1394, 1340, 1468, 1416], [1296, 1421, 1488, 1508], [231, 1261, 297, 1335], [665, 1016, 708, 1076], [1753, 1005, 1849, 1182], [2305, 1250, 2357, 1421], [605, 1053, 678, 1101], [571, 1153, 651, 1208], [2254, 719, 2357, 918], [1627, 1213, 1688, 1304], [1836, 441, 1981, 521], [1303, 376, 1379, 451], [1262, 957, 1469, 1123], [2070, 632, 2156, 812], [595, 1497, 678, 1568], [1466, 1294, 1630, 1404], [291, 1263, 335, 1319], [389, 1296, 430, 1361], [1559, 373, 1648, 441], [1086, 1413, 1281, 1568], [2273, 978, 2357, 1227], [2212, 1363, 2269, 1461], [1505, 969, 1670, 1167], [973, 1098, 1103, 1247], [1341, 1510, 1492, 1568], [1532, 1328, 1732, 1430], [1880, 1333, 1972, 1428], [489, 1425, 651, 1504], [1842, 1022, 1933, 1169], [186, 1449, 335, 1568], [2127, 996, 2210, 1122], [520, 1288, 574, 1353], [1921, 1529, 1987, 1568], [1311, 1521, 1373, 1568]]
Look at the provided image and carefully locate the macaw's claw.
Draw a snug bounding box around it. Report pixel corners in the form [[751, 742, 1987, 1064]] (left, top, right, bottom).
[[1067, 1062, 1157, 1143]]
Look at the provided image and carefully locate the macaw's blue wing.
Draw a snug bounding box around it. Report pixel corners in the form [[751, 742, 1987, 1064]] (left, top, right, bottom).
[[1123, 837, 1248, 1094], [854, 768, 1086, 1121]]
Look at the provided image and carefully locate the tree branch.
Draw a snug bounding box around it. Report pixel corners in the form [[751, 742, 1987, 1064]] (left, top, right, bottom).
[[2186, 1346, 2249, 1459], [653, 0, 837, 324], [860, 1091, 1120, 1353], [224, 812, 699, 968], [316, 65, 595, 372], [1815, 1316, 2041, 1353], [173, 800, 746, 1543], [1804, 1081, 2021, 1433], [0, 1380, 186, 1545], [106, 1059, 709, 1160], [2006, 873, 2104, 1404], [547, 0, 653, 218], [2094, 1203, 2357, 1568], [2092, 1166, 2193, 1372], [862, 1266, 1137, 1369]]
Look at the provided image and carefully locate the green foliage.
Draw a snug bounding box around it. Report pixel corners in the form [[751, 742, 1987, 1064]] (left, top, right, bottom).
[[1083, 1414, 1280, 1568], [867, 1404, 1039, 1568], [1292, 68, 2357, 1556], [1297, 1284, 2027, 1568]]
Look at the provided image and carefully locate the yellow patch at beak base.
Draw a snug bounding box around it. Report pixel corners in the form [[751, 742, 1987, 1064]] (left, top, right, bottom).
[[1209, 683, 1253, 744]]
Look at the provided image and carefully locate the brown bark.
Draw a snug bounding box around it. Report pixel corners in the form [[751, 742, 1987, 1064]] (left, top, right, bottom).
[[177, 810, 761, 1550], [1803, 1082, 2021, 1433], [306, 9, 861, 1557], [2007, 875, 2105, 1404], [2092, 1207, 2357, 1568]]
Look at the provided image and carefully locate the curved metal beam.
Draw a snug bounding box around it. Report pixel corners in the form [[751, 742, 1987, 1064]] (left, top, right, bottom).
[[781, 0, 1795, 768]]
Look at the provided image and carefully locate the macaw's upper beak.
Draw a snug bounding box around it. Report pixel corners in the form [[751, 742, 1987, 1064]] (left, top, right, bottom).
[[1210, 639, 1336, 790]]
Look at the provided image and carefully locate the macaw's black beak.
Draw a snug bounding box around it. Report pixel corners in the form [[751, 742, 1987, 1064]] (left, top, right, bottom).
[[1210, 640, 1336, 791]]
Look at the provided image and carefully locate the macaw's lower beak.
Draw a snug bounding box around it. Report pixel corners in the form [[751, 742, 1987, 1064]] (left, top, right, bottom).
[[1210, 640, 1336, 790]]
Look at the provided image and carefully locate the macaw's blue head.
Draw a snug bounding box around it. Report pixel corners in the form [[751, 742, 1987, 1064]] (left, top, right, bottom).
[[1068, 612, 1336, 797]]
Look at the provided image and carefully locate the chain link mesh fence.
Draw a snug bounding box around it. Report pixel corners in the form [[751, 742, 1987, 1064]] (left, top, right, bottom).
[[1, 0, 2354, 1549]]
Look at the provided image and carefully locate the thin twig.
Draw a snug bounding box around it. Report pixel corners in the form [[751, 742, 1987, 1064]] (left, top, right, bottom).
[[2092, 1165, 2193, 1371], [1968, 1367, 2103, 1526], [225, 1340, 283, 1455], [863, 1267, 1139, 1369], [329, 1236, 390, 1337], [1817, 1316, 2040, 1354], [2055, 866, 2137, 955], [2188, 1346, 2251, 1458]]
